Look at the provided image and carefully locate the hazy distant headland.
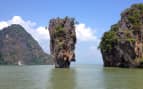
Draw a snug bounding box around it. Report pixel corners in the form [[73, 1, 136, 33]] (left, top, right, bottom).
[[0, 24, 53, 65]]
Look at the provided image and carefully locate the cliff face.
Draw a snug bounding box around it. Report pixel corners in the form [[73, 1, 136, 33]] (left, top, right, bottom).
[[48, 17, 76, 68], [99, 4, 143, 68], [0, 24, 53, 65]]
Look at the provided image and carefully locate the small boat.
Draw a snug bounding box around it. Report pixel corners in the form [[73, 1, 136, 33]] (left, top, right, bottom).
[[18, 60, 22, 66]]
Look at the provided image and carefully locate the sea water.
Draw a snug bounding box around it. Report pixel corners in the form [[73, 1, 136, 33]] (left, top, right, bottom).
[[0, 64, 143, 89]]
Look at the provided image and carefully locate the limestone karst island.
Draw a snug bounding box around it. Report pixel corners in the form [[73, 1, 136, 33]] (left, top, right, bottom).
[[99, 4, 143, 68], [0, 24, 53, 65], [48, 17, 76, 68]]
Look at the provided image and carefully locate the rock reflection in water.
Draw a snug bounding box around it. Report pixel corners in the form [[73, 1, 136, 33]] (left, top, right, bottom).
[[50, 68, 76, 89]]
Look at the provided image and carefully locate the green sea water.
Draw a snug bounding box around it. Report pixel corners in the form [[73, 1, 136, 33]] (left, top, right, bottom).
[[0, 64, 143, 89]]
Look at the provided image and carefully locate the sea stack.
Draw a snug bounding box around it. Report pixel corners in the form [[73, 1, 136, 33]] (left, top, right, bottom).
[[48, 17, 76, 68], [99, 4, 143, 68]]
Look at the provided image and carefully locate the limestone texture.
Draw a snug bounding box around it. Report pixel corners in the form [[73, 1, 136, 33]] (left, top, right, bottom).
[[99, 4, 143, 68], [48, 17, 76, 68]]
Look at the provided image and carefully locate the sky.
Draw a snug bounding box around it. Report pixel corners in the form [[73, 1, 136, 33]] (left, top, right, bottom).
[[0, 0, 143, 64]]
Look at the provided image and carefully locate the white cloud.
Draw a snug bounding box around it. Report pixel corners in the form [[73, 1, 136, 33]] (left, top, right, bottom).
[[75, 23, 97, 41], [0, 16, 98, 42], [0, 16, 49, 40], [0, 16, 50, 53], [74, 23, 102, 64], [88, 45, 103, 64], [36, 26, 50, 40], [0, 21, 9, 30]]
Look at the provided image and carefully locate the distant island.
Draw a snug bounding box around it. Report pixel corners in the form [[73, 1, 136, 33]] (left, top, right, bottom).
[[99, 3, 143, 68], [0, 24, 53, 65]]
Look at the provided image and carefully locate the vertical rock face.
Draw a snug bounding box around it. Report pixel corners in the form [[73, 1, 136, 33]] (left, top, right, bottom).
[[99, 4, 143, 68], [48, 17, 76, 68]]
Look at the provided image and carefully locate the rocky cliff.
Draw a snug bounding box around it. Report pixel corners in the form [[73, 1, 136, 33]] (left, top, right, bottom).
[[99, 4, 143, 68], [0, 24, 53, 65], [48, 17, 76, 68]]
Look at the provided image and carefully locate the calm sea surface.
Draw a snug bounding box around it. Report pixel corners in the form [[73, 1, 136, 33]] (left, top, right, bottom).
[[0, 64, 143, 89]]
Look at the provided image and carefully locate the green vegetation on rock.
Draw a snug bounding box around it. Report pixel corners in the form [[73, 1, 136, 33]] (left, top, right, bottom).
[[100, 3, 143, 68], [121, 3, 143, 29], [55, 25, 64, 33], [99, 30, 118, 52], [99, 24, 119, 52]]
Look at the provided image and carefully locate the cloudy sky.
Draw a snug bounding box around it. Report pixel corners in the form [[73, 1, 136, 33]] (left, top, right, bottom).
[[0, 0, 142, 64]]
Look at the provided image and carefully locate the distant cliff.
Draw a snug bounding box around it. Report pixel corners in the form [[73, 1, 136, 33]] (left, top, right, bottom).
[[48, 17, 76, 68], [99, 4, 143, 68], [0, 24, 53, 65]]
